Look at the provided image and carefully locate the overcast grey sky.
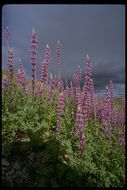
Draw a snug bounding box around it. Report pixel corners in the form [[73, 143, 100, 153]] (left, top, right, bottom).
[[2, 4, 125, 96]]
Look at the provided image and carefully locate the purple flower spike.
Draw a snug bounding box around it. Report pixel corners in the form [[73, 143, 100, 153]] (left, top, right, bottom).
[[56, 92, 64, 133], [8, 48, 14, 81], [30, 28, 38, 96], [16, 58, 25, 91]]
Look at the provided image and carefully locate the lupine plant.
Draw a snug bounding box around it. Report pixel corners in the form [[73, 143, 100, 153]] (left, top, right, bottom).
[[16, 58, 25, 91], [8, 48, 14, 81], [2, 27, 125, 188], [30, 28, 38, 97], [56, 92, 64, 133]]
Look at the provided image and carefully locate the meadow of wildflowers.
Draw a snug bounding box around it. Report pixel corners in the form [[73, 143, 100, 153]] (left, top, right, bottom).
[[2, 27, 125, 187]]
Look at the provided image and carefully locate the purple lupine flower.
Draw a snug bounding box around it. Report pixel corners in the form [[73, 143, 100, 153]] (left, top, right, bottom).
[[72, 70, 81, 101], [94, 96, 102, 122], [76, 105, 86, 155], [30, 28, 38, 97], [38, 81, 44, 96], [60, 79, 64, 92], [16, 58, 25, 91], [8, 48, 14, 81], [111, 108, 117, 127], [89, 78, 95, 117], [73, 73, 79, 88], [40, 45, 51, 84], [76, 92, 82, 108], [2, 75, 9, 91], [102, 86, 110, 122], [101, 82, 114, 138], [48, 85, 53, 103], [82, 54, 93, 118], [45, 44, 51, 83], [48, 74, 55, 104], [56, 92, 64, 133], [40, 59, 47, 83], [56, 41, 62, 87]]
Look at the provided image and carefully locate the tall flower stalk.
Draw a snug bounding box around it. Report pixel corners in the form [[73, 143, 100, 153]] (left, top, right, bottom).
[[16, 58, 25, 91], [101, 81, 114, 138], [82, 54, 95, 118], [8, 48, 14, 81], [56, 92, 64, 133], [40, 45, 51, 84], [2, 75, 9, 91], [76, 104, 86, 155], [40, 59, 47, 83], [56, 40, 62, 89], [45, 44, 51, 83], [30, 28, 38, 97]]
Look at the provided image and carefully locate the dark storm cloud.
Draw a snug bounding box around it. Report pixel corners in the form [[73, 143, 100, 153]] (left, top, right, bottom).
[[2, 4, 125, 96], [92, 61, 125, 87]]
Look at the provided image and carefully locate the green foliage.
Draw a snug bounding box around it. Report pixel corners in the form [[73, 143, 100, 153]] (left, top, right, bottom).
[[2, 84, 125, 187]]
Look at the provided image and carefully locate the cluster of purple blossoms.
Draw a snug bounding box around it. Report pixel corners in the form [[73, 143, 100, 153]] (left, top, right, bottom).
[[40, 45, 51, 84], [8, 48, 14, 81], [76, 105, 86, 155], [30, 28, 38, 96], [82, 54, 95, 118], [94, 97, 102, 122], [89, 78, 95, 117], [85, 54, 92, 88], [73, 66, 82, 88], [76, 92, 82, 108], [45, 44, 51, 83], [47, 74, 56, 103], [56, 41, 62, 89], [101, 81, 114, 138], [56, 92, 64, 133], [3, 27, 125, 153], [2, 75, 9, 91], [56, 41, 61, 76], [40, 59, 47, 83], [74, 55, 94, 153], [45, 44, 51, 64], [82, 81, 87, 100], [16, 58, 25, 91]]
